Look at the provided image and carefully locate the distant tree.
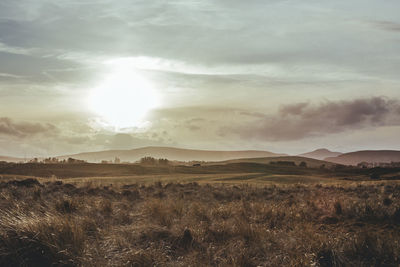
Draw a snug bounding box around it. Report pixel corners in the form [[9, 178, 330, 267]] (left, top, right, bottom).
[[299, 161, 307, 168], [357, 162, 369, 168], [140, 156, 157, 165], [43, 157, 59, 164], [67, 158, 85, 164], [320, 164, 326, 169], [158, 158, 169, 165], [271, 161, 296, 166], [114, 157, 121, 164]]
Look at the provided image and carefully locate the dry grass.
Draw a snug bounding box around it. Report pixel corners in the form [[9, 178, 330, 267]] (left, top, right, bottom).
[[0, 179, 399, 266]]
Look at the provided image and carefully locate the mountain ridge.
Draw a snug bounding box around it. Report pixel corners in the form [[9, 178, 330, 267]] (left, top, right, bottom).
[[0, 156, 25, 162], [56, 146, 287, 163], [299, 148, 342, 160], [325, 150, 400, 165]]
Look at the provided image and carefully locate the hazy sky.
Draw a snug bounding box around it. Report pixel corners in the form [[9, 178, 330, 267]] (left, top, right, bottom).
[[1, 0, 400, 157]]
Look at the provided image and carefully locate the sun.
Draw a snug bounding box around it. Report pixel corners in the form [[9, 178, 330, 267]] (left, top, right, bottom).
[[89, 65, 159, 129]]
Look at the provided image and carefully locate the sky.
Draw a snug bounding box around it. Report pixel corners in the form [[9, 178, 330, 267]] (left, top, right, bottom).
[[1, 0, 400, 157]]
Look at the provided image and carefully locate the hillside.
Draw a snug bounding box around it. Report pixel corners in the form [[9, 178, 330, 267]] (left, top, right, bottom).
[[325, 150, 400, 165], [207, 156, 336, 168], [299, 148, 342, 160], [0, 156, 25, 163], [57, 146, 286, 163]]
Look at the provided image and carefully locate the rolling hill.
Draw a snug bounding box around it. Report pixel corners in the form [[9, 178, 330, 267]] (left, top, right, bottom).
[[57, 146, 286, 163], [0, 156, 25, 163], [207, 156, 336, 168], [325, 150, 400, 165], [299, 148, 342, 160]]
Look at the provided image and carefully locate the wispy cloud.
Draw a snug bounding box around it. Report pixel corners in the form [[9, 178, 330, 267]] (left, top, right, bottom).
[[0, 42, 34, 55], [0, 117, 58, 138]]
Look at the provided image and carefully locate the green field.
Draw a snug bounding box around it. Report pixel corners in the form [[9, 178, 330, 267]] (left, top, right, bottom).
[[2, 160, 395, 185]]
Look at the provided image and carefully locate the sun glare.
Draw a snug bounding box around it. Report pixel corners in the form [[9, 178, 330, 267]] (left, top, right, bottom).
[[89, 64, 159, 129]]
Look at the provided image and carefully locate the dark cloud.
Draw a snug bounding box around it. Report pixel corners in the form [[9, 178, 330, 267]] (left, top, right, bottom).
[[0, 117, 58, 138], [279, 103, 309, 116], [224, 97, 400, 141], [372, 20, 400, 32]]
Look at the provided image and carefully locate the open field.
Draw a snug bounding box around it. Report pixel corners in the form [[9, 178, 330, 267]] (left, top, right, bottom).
[[0, 173, 348, 187], [2, 161, 400, 181], [0, 177, 400, 266], [1, 162, 400, 266]]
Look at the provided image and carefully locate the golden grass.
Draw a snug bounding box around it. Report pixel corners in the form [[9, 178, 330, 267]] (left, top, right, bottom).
[[0, 172, 350, 188], [0, 178, 399, 266]]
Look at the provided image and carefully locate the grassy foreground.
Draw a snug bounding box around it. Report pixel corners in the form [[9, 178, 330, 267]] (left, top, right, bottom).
[[0, 178, 399, 266]]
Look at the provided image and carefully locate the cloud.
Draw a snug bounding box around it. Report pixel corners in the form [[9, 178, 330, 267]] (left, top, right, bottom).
[[223, 97, 400, 141], [372, 20, 400, 32], [0, 52, 83, 81], [0, 0, 399, 91], [279, 102, 309, 116], [1, 0, 400, 157], [0, 0, 398, 70], [0, 42, 33, 55], [85, 133, 167, 150], [0, 117, 58, 138], [109, 133, 145, 150], [182, 118, 206, 131]]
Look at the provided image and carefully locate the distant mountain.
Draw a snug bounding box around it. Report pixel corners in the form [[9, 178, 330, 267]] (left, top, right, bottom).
[[57, 146, 286, 163], [0, 156, 25, 162], [325, 150, 400, 166], [299, 149, 342, 160]]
